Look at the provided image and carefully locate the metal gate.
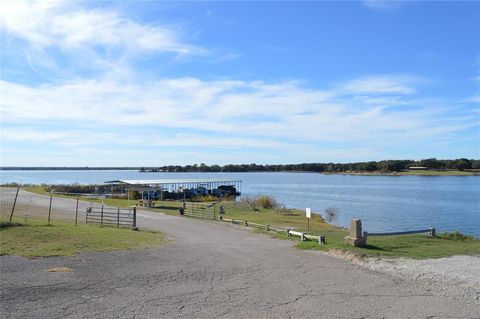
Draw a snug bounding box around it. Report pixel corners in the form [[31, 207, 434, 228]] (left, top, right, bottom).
[[182, 201, 218, 220], [86, 206, 136, 228]]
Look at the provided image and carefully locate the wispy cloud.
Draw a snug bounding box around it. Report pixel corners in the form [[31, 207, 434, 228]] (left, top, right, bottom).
[[0, 0, 209, 79], [340, 75, 426, 95], [0, 0, 206, 56], [362, 0, 410, 12], [1, 1, 478, 165], [1, 74, 477, 162]]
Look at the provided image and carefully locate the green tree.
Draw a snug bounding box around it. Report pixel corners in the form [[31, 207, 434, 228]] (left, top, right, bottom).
[[471, 161, 480, 169], [454, 158, 471, 171]]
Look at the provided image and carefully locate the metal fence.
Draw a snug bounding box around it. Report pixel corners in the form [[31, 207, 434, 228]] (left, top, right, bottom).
[[181, 201, 219, 220], [364, 228, 436, 237], [86, 206, 136, 228], [0, 187, 117, 226], [222, 218, 326, 245], [0, 187, 216, 226]]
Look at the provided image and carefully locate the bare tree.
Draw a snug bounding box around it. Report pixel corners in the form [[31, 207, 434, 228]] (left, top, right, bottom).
[[324, 207, 339, 223], [240, 195, 258, 211]]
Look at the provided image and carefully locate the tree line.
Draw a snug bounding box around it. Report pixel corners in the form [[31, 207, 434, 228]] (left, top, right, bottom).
[[141, 158, 479, 173]]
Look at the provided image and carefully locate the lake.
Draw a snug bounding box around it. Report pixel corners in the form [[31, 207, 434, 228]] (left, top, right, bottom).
[[1, 170, 479, 237]]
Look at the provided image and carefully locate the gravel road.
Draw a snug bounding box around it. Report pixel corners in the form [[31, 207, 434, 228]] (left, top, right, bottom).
[[1, 188, 479, 318]]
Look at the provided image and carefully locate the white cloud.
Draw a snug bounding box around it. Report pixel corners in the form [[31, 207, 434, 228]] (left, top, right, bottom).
[[0, 127, 292, 150], [464, 95, 480, 103], [362, 0, 409, 11], [0, 0, 207, 56], [1, 74, 475, 155], [340, 75, 424, 95]]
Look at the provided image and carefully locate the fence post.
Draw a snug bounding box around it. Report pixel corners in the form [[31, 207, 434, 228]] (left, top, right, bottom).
[[319, 236, 326, 245], [133, 207, 137, 229], [9, 187, 20, 222], [117, 207, 120, 227], [213, 204, 216, 221], [75, 196, 79, 226], [47, 194, 53, 224], [100, 205, 104, 227]]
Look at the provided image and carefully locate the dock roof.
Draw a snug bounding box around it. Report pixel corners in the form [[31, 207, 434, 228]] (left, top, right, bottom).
[[105, 179, 241, 185]]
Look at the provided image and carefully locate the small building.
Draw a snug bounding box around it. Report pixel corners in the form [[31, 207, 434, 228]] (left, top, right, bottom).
[[408, 166, 429, 170]]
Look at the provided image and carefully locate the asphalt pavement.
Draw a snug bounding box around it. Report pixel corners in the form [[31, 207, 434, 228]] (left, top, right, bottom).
[[1, 188, 479, 318]]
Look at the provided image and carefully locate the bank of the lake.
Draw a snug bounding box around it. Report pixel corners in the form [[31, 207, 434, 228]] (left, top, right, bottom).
[[1, 170, 479, 237], [322, 169, 480, 176]]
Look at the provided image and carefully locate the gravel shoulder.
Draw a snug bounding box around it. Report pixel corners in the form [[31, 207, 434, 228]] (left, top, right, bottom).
[[328, 250, 480, 304]]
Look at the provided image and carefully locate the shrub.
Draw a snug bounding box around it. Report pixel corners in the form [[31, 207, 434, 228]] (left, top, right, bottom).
[[193, 195, 218, 202], [255, 195, 279, 209], [274, 206, 297, 216], [443, 231, 476, 242]]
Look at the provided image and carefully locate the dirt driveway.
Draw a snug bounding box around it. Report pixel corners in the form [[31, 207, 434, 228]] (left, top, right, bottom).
[[1, 189, 479, 318]]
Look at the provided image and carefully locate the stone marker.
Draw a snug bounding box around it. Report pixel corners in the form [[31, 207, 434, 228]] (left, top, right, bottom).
[[344, 219, 367, 247], [352, 218, 362, 238]]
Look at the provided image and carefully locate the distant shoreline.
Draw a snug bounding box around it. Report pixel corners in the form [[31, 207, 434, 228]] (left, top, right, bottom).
[[0, 167, 138, 171], [321, 170, 480, 176], [1, 167, 478, 176]]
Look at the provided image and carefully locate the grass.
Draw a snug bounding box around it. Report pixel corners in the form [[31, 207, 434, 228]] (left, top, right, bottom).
[[297, 232, 480, 259], [218, 202, 480, 259], [396, 170, 479, 176], [326, 169, 480, 176], [0, 218, 166, 258], [20, 186, 480, 259]]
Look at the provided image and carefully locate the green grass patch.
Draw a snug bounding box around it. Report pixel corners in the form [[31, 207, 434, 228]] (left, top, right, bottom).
[[0, 218, 166, 258], [396, 170, 479, 176], [297, 232, 480, 259], [21, 187, 480, 259], [219, 202, 480, 259], [325, 170, 480, 176]]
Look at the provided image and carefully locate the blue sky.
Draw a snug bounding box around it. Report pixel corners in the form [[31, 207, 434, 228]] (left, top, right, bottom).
[[0, 0, 479, 166]]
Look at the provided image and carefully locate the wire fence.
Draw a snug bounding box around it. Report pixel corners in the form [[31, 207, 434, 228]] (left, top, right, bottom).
[[1, 187, 327, 245], [0, 187, 116, 226], [0, 187, 218, 226]]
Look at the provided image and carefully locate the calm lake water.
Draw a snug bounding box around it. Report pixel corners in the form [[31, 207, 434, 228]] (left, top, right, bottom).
[[1, 170, 479, 237]]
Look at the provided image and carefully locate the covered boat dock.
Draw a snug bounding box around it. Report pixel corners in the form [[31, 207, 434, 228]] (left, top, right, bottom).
[[105, 178, 242, 206]]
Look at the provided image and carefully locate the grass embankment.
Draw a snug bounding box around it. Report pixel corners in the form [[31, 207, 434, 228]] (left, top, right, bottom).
[[396, 170, 479, 176], [325, 169, 480, 176], [216, 202, 480, 259], [0, 218, 166, 258], [20, 187, 480, 259]]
